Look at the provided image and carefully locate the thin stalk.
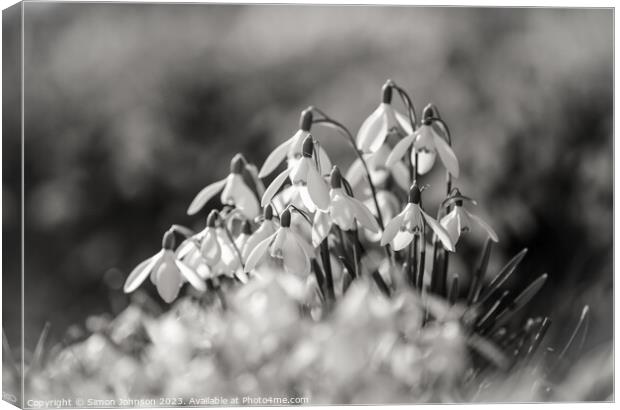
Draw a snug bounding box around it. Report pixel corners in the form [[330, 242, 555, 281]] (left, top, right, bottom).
[[417, 229, 426, 291], [320, 238, 336, 301]]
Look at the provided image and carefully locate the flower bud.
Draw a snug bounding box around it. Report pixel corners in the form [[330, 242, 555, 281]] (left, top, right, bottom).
[[381, 82, 393, 104], [162, 229, 176, 250], [302, 135, 314, 158], [422, 103, 438, 125], [280, 209, 291, 228], [300, 108, 313, 132], [264, 204, 274, 220], [408, 182, 421, 204], [329, 166, 343, 189], [230, 153, 246, 174], [206, 210, 219, 228]]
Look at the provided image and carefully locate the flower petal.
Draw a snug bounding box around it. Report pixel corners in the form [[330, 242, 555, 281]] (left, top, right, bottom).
[[440, 208, 460, 245], [244, 234, 275, 272], [345, 158, 364, 188], [306, 164, 330, 211], [411, 149, 437, 175], [232, 181, 261, 219], [348, 196, 380, 233], [312, 211, 333, 248], [175, 238, 199, 260], [242, 222, 277, 259], [282, 234, 311, 276], [422, 210, 455, 252], [175, 259, 207, 291], [187, 178, 227, 215], [316, 145, 332, 176], [466, 210, 499, 242], [259, 138, 292, 178], [392, 230, 415, 251], [385, 134, 415, 168], [261, 168, 291, 207], [380, 213, 404, 246], [330, 190, 357, 231], [201, 229, 221, 265], [357, 105, 387, 153], [123, 250, 164, 293], [292, 231, 315, 260], [154, 259, 183, 303], [433, 132, 460, 178], [394, 109, 414, 135]]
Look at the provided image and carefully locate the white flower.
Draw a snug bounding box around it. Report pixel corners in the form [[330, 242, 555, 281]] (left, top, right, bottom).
[[176, 211, 242, 279], [258, 108, 332, 178], [261, 135, 330, 212], [385, 107, 459, 177], [345, 144, 410, 193], [187, 154, 261, 219], [381, 183, 455, 252], [245, 209, 314, 277], [356, 85, 412, 154], [440, 199, 498, 246], [311, 167, 380, 247], [241, 205, 280, 260], [123, 230, 206, 303]]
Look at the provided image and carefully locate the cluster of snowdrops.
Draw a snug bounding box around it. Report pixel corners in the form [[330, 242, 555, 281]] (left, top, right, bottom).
[[123, 80, 499, 304]]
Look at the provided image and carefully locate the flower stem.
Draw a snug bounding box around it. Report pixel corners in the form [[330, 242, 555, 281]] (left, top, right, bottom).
[[319, 238, 335, 301]]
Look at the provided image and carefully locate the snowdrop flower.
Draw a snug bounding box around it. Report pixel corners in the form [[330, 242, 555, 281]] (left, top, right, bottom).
[[245, 209, 314, 277], [242, 205, 279, 260], [123, 229, 206, 303], [381, 182, 455, 252], [440, 189, 498, 245], [385, 105, 459, 177], [177, 211, 241, 279], [356, 82, 413, 154], [258, 108, 332, 178], [312, 167, 380, 247], [187, 153, 260, 219], [346, 143, 410, 193], [261, 135, 330, 212]]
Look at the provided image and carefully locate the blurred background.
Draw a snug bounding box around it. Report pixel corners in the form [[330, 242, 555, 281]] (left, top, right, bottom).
[[3, 4, 612, 367]]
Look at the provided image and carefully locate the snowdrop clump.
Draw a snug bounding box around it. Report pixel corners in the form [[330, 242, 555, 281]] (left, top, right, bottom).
[[22, 80, 597, 404]]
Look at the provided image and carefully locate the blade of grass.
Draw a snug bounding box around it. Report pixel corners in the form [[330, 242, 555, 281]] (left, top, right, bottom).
[[467, 238, 493, 305], [494, 274, 548, 328], [477, 248, 528, 306], [557, 305, 590, 362]]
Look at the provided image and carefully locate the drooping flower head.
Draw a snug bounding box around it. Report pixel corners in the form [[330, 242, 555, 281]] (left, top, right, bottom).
[[385, 104, 459, 177], [312, 166, 380, 247], [258, 108, 332, 178], [356, 81, 413, 154], [242, 204, 280, 260], [439, 188, 499, 246], [245, 208, 314, 277], [177, 210, 242, 279], [123, 228, 206, 303], [381, 182, 455, 252], [261, 135, 330, 212], [187, 154, 261, 219]]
